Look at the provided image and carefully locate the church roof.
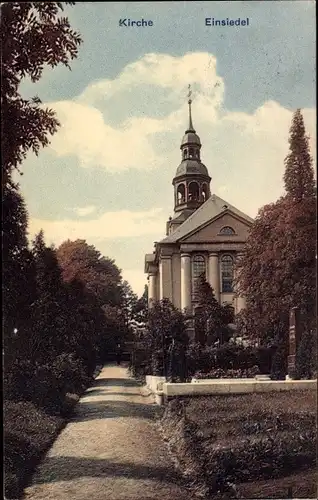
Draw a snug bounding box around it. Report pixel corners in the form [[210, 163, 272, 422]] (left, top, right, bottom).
[[175, 159, 209, 178], [159, 194, 254, 244]]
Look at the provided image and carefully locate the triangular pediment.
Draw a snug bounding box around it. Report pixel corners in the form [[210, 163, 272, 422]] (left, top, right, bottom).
[[181, 209, 252, 243]]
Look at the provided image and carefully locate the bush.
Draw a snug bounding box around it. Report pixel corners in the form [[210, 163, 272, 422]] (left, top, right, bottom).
[[271, 341, 287, 380], [295, 331, 315, 379], [194, 366, 260, 379], [4, 400, 64, 499]]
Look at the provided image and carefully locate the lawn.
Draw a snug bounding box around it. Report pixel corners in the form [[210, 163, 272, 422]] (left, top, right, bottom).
[[161, 390, 317, 499]]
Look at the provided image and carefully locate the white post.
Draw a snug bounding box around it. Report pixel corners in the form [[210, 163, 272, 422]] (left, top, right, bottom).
[[208, 252, 220, 302], [181, 253, 191, 313]]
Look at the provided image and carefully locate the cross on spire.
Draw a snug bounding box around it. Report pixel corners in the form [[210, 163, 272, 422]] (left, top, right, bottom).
[[186, 84, 195, 132], [187, 84, 192, 104]]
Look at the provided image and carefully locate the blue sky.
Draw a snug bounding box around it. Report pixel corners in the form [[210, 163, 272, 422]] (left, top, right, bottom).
[[17, 1, 316, 295]]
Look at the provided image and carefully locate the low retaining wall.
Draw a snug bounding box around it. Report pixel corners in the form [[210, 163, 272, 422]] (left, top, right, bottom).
[[145, 375, 166, 393], [163, 379, 317, 398]]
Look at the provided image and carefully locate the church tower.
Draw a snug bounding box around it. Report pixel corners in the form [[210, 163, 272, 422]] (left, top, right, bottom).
[[166, 86, 211, 235]]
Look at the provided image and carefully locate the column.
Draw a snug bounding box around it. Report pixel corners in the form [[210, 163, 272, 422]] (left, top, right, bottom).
[[235, 252, 246, 312], [208, 252, 220, 302], [159, 257, 173, 302], [180, 253, 191, 313], [148, 273, 157, 308]]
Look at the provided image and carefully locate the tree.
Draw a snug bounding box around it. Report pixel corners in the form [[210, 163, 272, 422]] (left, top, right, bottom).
[[195, 277, 235, 345], [121, 280, 138, 332], [295, 331, 316, 380], [1, 2, 82, 181], [236, 109, 316, 343], [30, 231, 69, 363], [3, 181, 36, 361], [133, 284, 149, 325], [146, 299, 188, 381], [56, 239, 123, 307]]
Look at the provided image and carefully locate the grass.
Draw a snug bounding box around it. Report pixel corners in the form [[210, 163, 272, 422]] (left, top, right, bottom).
[[161, 390, 317, 499]]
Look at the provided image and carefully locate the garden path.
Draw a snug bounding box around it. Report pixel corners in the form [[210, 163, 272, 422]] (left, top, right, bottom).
[[24, 364, 191, 500]]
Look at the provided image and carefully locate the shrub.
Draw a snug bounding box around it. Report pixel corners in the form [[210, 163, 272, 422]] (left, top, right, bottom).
[[295, 331, 315, 379], [4, 400, 64, 499], [194, 365, 260, 379], [271, 341, 287, 380]]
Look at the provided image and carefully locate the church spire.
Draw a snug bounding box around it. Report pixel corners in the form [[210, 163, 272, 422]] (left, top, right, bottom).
[[186, 84, 195, 133]]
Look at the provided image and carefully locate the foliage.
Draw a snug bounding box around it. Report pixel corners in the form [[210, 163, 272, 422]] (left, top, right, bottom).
[[130, 299, 188, 381], [235, 109, 316, 343], [194, 277, 235, 345], [185, 342, 274, 379], [270, 340, 288, 380], [1, 2, 82, 180], [56, 239, 123, 307], [194, 366, 260, 379], [4, 399, 68, 499], [295, 331, 316, 380], [133, 284, 149, 324]]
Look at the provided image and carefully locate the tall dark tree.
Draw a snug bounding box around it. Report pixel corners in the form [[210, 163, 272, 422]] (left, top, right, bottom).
[[146, 299, 188, 381], [1, 2, 82, 181], [30, 231, 69, 363], [236, 109, 316, 343], [3, 181, 36, 360], [195, 277, 235, 345]]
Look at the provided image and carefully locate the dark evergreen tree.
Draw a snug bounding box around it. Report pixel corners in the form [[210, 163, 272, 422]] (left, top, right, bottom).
[[236, 109, 316, 343]]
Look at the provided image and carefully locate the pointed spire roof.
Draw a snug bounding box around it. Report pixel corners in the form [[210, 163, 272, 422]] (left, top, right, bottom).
[[181, 85, 201, 147], [186, 85, 195, 133]]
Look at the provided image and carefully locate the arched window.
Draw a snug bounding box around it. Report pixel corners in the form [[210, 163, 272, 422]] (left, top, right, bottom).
[[188, 181, 199, 201], [221, 255, 234, 293], [189, 148, 194, 158], [219, 226, 235, 235], [177, 184, 185, 204], [192, 255, 206, 299], [201, 183, 209, 202], [183, 148, 187, 159]]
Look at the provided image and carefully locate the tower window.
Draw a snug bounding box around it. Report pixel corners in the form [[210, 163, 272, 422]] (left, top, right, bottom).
[[183, 149, 187, 159], [221, 255, 234, 293], [192, 255, 206, 300], [201, 183, 209, 202], [189, 148, 194, 158], [188, 181, 199, 201], [219, 226, 235, 235], [176, 184, 185, 204]]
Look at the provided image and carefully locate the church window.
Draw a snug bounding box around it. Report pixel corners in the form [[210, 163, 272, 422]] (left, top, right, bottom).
[[188, 181, 199, 201], [189, 148, 194, 158], [201, 183, 208, 202], [192, 255, 206, 300], [183, 148, 187, 159], [221, 255, 234, 293], [219, 226, 235, 235], [177, 184, 185, 204]]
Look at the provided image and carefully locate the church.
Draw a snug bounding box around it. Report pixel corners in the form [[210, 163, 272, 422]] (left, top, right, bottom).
[[144, 92, 253, 318]]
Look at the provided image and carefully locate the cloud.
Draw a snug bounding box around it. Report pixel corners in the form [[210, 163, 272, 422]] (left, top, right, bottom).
[[28, 208, 166, 247], [73, 205, 97, 217]]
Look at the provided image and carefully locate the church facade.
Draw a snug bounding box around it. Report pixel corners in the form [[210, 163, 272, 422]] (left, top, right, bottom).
[[144, 97, 253, 317]]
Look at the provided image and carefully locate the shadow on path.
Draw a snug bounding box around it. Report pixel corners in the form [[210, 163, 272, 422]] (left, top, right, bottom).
[[84, 388, 143, 397], [31, 456, 183, 485], [93, 377, 139, 388], [72, 400, 162, 422]]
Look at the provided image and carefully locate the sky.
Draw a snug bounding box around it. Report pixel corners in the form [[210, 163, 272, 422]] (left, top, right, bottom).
[[17, 1, 316, 296]]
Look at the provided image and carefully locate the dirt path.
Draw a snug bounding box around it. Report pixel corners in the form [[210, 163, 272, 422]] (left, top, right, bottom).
[[23, 365, 191, 500]]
